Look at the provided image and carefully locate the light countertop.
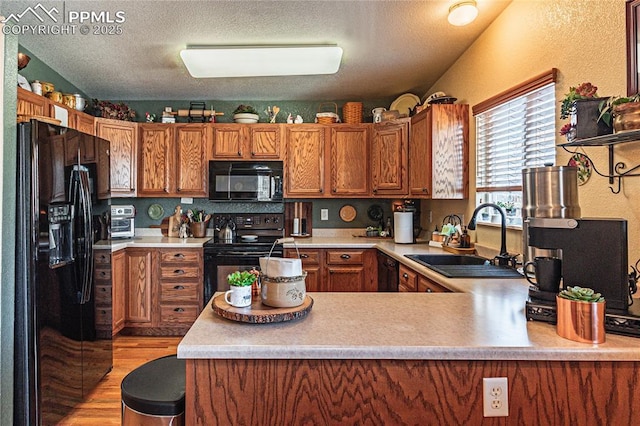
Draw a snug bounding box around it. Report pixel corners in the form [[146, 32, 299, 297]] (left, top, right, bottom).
[[178, 236, 640, 362], [178, 292, 640, 361]]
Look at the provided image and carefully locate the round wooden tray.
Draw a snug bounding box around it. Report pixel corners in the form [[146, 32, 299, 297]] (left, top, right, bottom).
[[211, 294, 314, 324]]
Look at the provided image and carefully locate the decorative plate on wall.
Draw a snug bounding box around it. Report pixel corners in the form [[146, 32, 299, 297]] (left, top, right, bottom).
[[568, 153, 592, 185], [339, 205, 357, 222], [147, 203, 165, 220]]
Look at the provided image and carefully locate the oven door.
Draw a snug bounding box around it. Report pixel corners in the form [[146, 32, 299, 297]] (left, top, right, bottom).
[[203, 248, 283, 303]]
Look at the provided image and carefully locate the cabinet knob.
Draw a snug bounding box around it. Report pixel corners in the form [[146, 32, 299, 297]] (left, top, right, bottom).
[[340, 254, 351, 260], [319, 188, 323, 193], [422, 188, 428, 193], [174, 253, 185, 259], [332, 188, 337, 193], [174, 307, 185, 312], [177, 187, 181, 192], [402, 273, 408, 279], [237, 151, 242, 156], [300, 254, 309, 259], [164, 187, 169, 193], [100, 271, 106, 277], [174, 285, 185, 290], [373, 188, 378, 194], [100, 287, 107, 292], [174, 269, 185, 275], [251, 151, 256, 156]]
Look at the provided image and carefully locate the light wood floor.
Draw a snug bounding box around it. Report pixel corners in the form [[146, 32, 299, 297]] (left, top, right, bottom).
[[58, 335, 182, 425]]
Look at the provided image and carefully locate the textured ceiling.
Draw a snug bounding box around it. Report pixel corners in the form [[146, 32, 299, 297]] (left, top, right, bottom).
[[2, 0, 512, 101]]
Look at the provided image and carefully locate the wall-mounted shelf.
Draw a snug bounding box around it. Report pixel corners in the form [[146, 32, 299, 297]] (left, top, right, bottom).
[[559, 130, 640, 194]]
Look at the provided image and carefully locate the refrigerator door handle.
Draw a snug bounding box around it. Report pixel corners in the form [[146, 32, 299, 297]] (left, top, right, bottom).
[[79, 170, 93, 304]]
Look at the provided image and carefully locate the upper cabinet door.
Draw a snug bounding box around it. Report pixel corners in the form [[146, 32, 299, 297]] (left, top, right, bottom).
[[431, 104, 469, 199], [329, 125, 369, 196], [138, 124, 174, 197], [248, 124, 281, 159], [409, 110, 432, 197], [17, 87, 49, 117], [211, 124, 245, 159], [284, 125, 326, 197], [95, 118, 138, 197], [174, 124, 208, 197], [371, 120, 409, 196]]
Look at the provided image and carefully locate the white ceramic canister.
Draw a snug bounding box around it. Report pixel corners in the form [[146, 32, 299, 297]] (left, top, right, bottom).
[[260, 272, 307, 308], [372, 107, 386, 123], [31, 80, 42, 95], [74, 94, 86, 111]]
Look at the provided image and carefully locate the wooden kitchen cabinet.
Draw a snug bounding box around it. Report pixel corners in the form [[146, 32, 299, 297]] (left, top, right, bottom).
[[157, 249, 203, 329], [93, 250, 113, 337], [399, 263, 452, 293], [71, 111, 95, 135], [95, 118, 138, 197], [284, 125, 326, 197], [329, 125, 370, 196], [410, 104, 469, 199], [210, 124, 282, 160], [111, 249, 126, 334], [125, 248, 154, 327], [371, 119, 409, 196], [398, 263, 418, 292], [417, 275, 451, 293], [287, 248, 322, 292], [284, 248, 377, 292], [138, 123, 208, 197], [123, 247, 203, 335], [17, 87, 49, 117]]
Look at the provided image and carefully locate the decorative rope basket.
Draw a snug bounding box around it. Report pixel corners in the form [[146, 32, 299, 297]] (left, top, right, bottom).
[[343, 102, 363, 124], [316, 102, 340, 124]]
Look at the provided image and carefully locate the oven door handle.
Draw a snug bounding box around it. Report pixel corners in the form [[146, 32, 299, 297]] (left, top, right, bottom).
[[212, 251, 278, 257]]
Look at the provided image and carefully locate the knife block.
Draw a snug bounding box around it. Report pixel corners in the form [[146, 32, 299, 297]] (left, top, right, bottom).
[[285, 202, 312, 237]]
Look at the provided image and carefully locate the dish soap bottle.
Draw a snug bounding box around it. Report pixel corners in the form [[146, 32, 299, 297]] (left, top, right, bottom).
[[460, 227, 471, 248]]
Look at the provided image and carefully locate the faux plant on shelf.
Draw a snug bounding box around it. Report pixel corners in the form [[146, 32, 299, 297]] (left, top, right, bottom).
[[92, 99, 136, 121], [232, 104, 259, 123], [232, 104, 258, 115], [558, 82, 601, 141], [558, 286, 604, 303]]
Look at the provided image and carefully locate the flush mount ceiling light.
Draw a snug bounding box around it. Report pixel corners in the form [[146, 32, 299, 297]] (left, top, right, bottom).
[[447, 1, 478, 26], [180, 45, 343, 78]]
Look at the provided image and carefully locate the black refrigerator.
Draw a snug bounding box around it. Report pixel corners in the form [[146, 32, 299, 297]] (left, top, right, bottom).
[[14, 120, 113, 425]]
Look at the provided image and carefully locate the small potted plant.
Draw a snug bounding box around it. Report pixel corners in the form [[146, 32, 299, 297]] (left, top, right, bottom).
[[559, 82, 611, 140], [232, 104, 259, 123], [225, 271, 258, 307], [556, 286, 606, 343], [598, 93, 640, 133]]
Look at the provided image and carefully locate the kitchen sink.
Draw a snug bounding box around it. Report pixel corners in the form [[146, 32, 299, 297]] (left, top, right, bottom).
[[404, 254, 523, 279]]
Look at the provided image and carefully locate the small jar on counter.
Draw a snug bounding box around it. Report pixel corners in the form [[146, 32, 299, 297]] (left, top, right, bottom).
[[460, 227, 471, 248]]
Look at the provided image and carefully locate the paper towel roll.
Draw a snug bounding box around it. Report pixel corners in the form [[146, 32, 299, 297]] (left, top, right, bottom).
[[394, 212, 414, 244]]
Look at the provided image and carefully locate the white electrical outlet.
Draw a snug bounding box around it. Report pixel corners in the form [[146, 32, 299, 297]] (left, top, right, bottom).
[[483, 377, 509, 417], [321, 209, 329, 221]]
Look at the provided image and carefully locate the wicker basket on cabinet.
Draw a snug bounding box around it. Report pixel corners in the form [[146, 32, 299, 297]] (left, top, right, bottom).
[[316, 102, 340, 124], [343, 102, 363, 124]]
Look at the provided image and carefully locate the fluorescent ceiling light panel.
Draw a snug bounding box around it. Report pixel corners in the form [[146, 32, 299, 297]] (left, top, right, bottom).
[[180, 45, 343, 78], [448, 1, 478, 26]]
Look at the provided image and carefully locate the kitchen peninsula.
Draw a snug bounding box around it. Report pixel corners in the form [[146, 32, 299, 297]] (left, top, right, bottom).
[[178, 239, 640, 425]]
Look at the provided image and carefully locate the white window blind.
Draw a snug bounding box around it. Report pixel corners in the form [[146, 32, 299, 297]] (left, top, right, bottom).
[[476, 82, 556, 192]]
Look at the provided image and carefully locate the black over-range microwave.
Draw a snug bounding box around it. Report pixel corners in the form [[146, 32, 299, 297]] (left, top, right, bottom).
[[209, 161, 284, 201]]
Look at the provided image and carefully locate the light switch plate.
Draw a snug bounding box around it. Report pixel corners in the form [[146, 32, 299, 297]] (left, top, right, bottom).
[[180, 197, 194, 204], [321, 209, 329, 220]]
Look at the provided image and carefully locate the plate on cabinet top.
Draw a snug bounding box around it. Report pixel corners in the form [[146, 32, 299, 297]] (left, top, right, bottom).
[[389, 93, 421, 116], [147, 203, 164, 220], [339, 205, 357, 222]]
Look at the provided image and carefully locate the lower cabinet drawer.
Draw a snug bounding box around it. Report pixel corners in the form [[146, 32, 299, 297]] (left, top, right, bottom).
[[160, 281, 200, 303], [95, 267, 111, 281], [159, 304, 200, 325], [94, 284, 112, 305], [95, 306, 112, 326], [160, 265, 200, 279], [326, 250, 364, 265]]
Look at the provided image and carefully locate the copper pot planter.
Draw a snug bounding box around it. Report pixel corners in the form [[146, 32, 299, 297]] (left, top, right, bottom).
[[613, 102, 640, 133], [189, 221, 208, 238], [556, 295, 606, 344]]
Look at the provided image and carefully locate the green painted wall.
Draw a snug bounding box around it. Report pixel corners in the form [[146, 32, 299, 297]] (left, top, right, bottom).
[[17, 45, 89, 100]]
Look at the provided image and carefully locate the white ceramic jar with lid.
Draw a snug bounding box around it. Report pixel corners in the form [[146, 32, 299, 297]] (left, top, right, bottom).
[[31, 80, 42, 95], [74, 94, 86, 111]]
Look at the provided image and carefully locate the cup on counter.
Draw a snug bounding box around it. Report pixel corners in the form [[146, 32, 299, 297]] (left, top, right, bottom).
[[524, 256, 561, 292], [224, 285, 252, 308]]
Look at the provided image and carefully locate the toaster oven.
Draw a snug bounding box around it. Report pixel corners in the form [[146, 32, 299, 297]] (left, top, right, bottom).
[[109, 205, 135, 239]]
